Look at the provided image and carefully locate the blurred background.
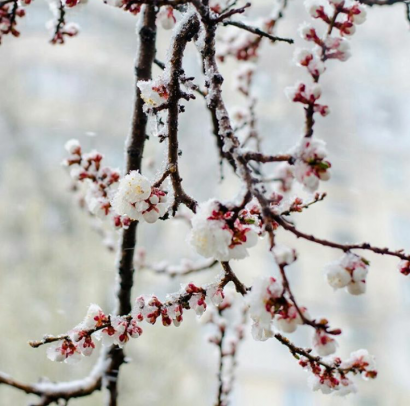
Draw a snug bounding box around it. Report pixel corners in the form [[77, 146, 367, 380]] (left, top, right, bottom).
[[1, 0, 410, 404]]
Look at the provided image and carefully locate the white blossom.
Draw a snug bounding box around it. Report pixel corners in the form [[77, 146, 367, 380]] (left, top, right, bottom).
[[325, 252, 369, 295]]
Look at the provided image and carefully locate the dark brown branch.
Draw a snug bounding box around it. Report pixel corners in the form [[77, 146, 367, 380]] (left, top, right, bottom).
[[166, 14, 200, 215], [274, 333, 347, 373], [105, 6, 157, 406], [242, 151, 294, 164], [220, 262, 248, 295], [279, 265, 340, 335], [223, 20, 294, 44], [212, 2, 251, 23], [275, 215, 410, 261]]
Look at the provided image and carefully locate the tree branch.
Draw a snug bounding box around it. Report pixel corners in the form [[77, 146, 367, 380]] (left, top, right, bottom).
[[223, 20, 294, 44], [104, 6, 157, 406]]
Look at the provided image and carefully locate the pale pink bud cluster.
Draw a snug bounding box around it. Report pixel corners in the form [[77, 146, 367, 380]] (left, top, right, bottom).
[[112, 170, 168, 223], [292, 137, 331, 192], [301, 348, 376, 396], [305, 0, 366, 36], [0, 0, 27, 45], [248, 277, 309, 340], [286, 82, 329, 117], [325, 252, 369, 295], [306, 362, 357, 396], [63, 139, 131, 229], [294, 48, 325, 79], [340, 349, 377, 379], [188, 199, 262, 261], [46, 304, 143, 363]]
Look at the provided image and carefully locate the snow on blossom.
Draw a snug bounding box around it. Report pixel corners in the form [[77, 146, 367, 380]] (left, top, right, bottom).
[[207, 284, 225, 307], [137, 78, 169, 108], [63, 140, 133, 230], [294, 48, 325, 78], [308, 370, 357, 396], [312, 329, 337, 356], [274, 304, 306, 333], [188, 294, 207, 316], [98, 315, 142, 347], [292, 137, 331, 192], [157, 6, 176, 30], [47, 339, 81, 364], [298, 22, 321, 44], [325, 252, 369, 295], [273, 244, 297, 266], [82, 303, 108, 329], [248, 277, 283, 341], [305, 0, 366, 37], [341, 349, 377, 379], [188, 199, 261, 261], [112, 170, 167, 223], [68, 329, 96, 357], [324, 36, 351, 61]]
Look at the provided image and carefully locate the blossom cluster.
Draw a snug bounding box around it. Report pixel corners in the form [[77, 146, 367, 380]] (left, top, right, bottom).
[[292, 137, 331, 192], [248, 275, 308, 341], [189, 199, 262, 261], [47, 304, 143, 363], [286, 82, 329, 118], [283, 0, 366, 192], [137, 77, 170, 109], [46, 282, 225, 363], [271, 137, 331, 194], [307, 0, 366, 36], [112, 170, 168, 223], [325, 252, 369, 295], [301, 349, 377, 396], [0, 0, 28, 45], [63, 139, 132, 229]]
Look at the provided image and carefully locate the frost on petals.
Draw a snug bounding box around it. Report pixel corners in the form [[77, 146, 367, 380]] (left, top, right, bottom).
[[341, 349, 377, 379], [188, 199, 261, 261], [137, 78, 169, 108], [273, 244, 297, 266], [112, 170, 167, 223], [292, 137, 331, 192], [313, 329, 337, 356], [325, 252, 369, 295], [274, 304, 306, 334], [247, 277, 283, 341], [47, 340, 81, 364], [157, 6, 176, 30]]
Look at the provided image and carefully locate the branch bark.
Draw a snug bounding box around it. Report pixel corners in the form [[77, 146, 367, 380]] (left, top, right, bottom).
[[104, 6, 157, 406]]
